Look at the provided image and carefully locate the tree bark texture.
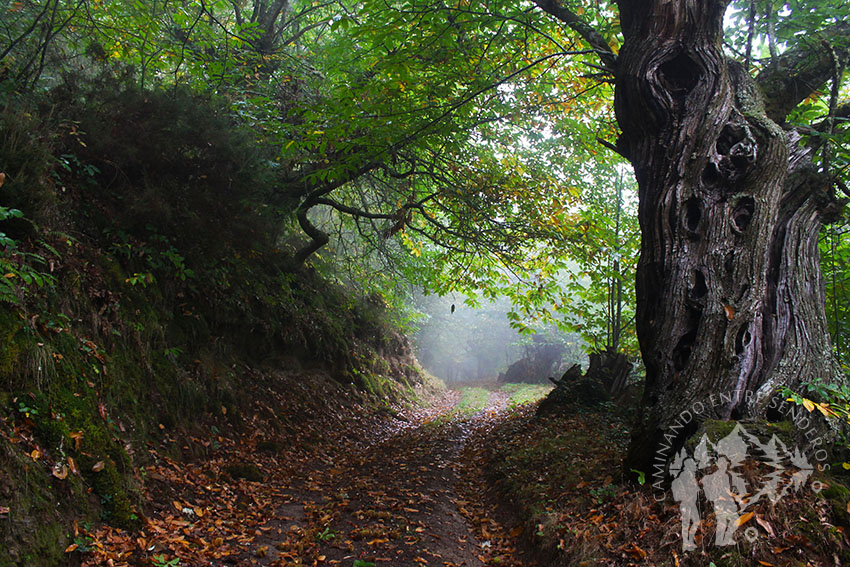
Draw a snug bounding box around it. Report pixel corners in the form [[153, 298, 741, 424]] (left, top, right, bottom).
[[614, 0, 845, 472]]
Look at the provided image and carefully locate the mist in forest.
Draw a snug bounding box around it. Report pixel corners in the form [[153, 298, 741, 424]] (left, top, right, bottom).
[[412, 295, 585, 384]]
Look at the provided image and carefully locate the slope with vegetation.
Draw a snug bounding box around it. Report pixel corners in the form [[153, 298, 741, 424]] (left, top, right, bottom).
[[0, 81, 434, 564]]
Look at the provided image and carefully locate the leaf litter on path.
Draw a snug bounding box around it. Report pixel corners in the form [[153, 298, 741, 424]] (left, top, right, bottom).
[[78, 376, 540, 567]]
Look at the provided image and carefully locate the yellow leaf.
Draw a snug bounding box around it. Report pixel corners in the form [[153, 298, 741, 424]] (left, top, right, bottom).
[[816, 403, 834, 417], [842, 462, 850, 470], [802, 398, 815, 412], [735, 511, 754, 527], [64, 543, 79, 553], [30, 449, 41, 460]]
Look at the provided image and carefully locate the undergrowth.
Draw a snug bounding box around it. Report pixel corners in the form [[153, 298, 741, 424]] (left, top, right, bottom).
[[0, 75, 425, 566]]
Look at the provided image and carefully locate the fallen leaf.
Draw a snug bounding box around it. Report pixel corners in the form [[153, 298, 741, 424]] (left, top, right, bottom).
[[68, 457, 79, 475], [735, 511, 754, 528], [757, 561, 775, 566], [724, 304, 735, 320], [69, 431, 84, 450], [31, 449, 42, 460], [625, 543, 647, 560], [64, 543, 79, 553], [92, 461, 105, 472], [53, 463, 69, 479], [756, 514, 775, 537]]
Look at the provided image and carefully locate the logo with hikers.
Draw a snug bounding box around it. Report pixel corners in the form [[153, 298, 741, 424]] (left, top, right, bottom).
[[650, 390, 832, 552], [668, 422, 815, 551]]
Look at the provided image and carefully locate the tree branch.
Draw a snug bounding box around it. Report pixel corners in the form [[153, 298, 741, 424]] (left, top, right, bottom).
[[756, 21, 850, 123], [531, 0, 617, 73], [314, 197, 396, 220]]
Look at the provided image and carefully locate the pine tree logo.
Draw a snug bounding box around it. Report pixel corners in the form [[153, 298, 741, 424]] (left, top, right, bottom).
[[669, 423, 814, 551]]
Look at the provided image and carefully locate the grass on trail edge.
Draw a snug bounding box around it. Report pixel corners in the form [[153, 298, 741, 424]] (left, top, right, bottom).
[[449, 383, 552, 418], [500, 383, 552, 406]]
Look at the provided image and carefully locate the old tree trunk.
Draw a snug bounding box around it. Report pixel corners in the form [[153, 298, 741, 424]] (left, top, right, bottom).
[[612, 0, 848, 473]]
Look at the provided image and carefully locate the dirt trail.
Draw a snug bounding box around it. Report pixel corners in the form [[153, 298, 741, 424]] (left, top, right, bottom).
[[263, 389, 533, 567]]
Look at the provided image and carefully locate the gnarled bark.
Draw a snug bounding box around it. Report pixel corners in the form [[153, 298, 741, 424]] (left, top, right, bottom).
[[613, 0, 846, 473]]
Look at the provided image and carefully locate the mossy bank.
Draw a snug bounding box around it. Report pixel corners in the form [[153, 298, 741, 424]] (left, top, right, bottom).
[[0, 80, 428, 565]]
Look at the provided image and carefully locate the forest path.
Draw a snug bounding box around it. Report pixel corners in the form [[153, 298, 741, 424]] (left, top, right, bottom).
[[263, 387, 538, 567], [80, 383, 547, 567]]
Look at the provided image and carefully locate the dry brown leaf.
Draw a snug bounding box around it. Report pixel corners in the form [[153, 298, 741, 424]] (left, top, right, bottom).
[[52, 463, 68, 479], [69, 431, 83, 450], [755, 514, 775, 537], [625, 543, 647, 560], [92, 461, 105, 472]]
